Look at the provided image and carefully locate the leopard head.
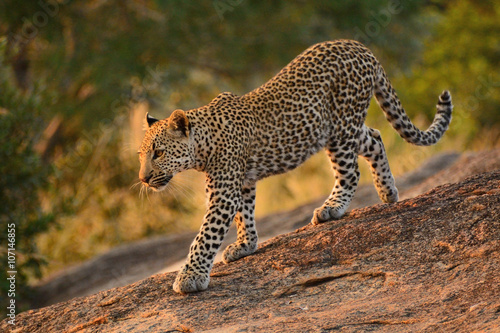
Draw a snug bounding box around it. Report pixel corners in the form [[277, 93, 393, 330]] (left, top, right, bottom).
[[138, 109, 193, 191]]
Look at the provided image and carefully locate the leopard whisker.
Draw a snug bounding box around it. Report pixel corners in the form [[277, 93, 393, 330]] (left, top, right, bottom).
[[169, 179, 195, 201], [130, 180, 142, 190]]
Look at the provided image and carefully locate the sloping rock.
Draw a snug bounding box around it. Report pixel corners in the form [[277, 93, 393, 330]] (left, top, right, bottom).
[[32, 149, 500, 309], [30, 233, 198, 308], [5, 170, 499, 332], [31, 151, 462, 308], [401, 149, 500, 199]]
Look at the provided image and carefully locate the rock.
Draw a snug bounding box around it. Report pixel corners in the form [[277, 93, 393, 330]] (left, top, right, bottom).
[[32, 150, 500, 309], [4, 169, 499, 332], [31, 151, 463, 308]]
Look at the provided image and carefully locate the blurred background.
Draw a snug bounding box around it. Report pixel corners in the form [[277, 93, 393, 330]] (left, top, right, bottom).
[[0, 0, 498, 312]]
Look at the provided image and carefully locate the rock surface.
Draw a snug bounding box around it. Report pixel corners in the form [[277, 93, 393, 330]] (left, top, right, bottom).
[[31, 152, 461, 308], [33, 150, 500, 309], [4, 168, 500, 332]]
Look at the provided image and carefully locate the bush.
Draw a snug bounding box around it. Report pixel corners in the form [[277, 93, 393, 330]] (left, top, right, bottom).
[[0, 37, 54, 315]]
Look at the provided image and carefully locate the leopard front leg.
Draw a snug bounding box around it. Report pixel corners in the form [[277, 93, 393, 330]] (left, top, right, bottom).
[[222, 184, 258, 263], [311, 143, 360, 225], [173, 178, 242, 293]]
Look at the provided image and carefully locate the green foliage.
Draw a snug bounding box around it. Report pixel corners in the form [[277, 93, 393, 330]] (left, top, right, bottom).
[[0, 38, 54, 315], [393, 0, 500, 146], [1, 0, 428, 127]]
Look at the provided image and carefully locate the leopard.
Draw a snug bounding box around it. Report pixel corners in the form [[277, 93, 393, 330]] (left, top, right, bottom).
[[138, 40, 453, 294]]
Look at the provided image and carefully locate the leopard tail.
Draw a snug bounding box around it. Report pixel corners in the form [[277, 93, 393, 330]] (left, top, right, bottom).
[[374, 65, 453, 146]]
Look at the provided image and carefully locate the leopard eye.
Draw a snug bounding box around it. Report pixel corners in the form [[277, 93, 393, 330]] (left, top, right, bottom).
[[153, 149, 165, 159]]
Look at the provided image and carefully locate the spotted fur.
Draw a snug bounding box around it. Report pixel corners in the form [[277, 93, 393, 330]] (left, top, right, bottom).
[[138, 40, 453, 293]]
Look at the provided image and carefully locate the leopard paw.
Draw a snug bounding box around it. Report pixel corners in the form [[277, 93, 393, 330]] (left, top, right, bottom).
[[222, 242, 257, 264], [380, 188, 399, 203], [173, 266, 210, 294], [311, 205, 346, 225]]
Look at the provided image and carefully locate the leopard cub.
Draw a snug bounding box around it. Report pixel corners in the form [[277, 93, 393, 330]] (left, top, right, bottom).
[[138, 40, 452, 293]]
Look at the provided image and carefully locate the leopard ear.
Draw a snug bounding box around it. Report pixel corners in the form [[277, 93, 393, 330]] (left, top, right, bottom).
[[168, 109, 189, 137], [144, 112, 159, 129]]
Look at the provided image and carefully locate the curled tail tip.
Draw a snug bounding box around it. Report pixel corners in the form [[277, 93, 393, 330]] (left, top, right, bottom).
[[437, 90, 453, 113], [439, 90, 452, 104], [441, 90, 451, 98]]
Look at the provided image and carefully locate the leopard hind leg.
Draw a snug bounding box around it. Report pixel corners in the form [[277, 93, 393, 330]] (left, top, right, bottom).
[[358, 125, 399, 203], [311, 140, 360, 225]]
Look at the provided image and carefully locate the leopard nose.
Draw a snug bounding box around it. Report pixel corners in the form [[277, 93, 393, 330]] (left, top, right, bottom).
[[140, 174, 153, 184]]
